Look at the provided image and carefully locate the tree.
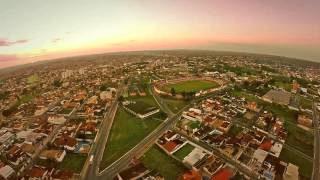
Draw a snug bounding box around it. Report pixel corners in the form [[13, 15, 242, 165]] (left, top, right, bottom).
[[181, 91, 186, 98], [100, 84, 107, 91], [170, 88, 176, 96], [118, 95, 124, 102], [53, 80, 62, 87]]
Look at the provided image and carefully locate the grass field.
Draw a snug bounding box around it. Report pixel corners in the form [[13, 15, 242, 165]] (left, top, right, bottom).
[[125, 100, 158, 114], [273, 81, 291, 91], [298, 95, 312, 110], [173, 143, 195, 160], [58, 153, 87, 173], [165, 80, 219, 93], [163, 98, 189, 113], [100, 107, 163, 169], [284, 123, 314, 157], [279, 148, 312, 179], [127, 88, 157, 105], [27, 74, 39, 84], [142, 145, 188, 180]]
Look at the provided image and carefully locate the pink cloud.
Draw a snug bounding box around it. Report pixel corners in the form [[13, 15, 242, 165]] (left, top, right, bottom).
[[0, 39, 29, 47], [0, 54, 19, 62]]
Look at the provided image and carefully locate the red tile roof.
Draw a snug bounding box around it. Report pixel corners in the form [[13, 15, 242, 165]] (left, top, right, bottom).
[[259, 139, 272, 151], [212, 168, 232, 180], [163, 141, 177, 153]]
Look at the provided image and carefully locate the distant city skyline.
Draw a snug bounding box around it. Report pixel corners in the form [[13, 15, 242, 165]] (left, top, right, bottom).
[[1, 0, 320, 68]]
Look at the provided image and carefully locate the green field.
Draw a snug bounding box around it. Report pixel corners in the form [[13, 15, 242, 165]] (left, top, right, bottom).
[[166, 80, 219, 93], [279, 148, 312, 179], [125, 100, 158, 114], [273, 81, 291, 91], [163, 98, 189, 113], [299, 95, 312, 110], [100, 107, 163, 169], [27, 74, 39, 84], [173, 143, 195, 160], [284, 123, 314, 157], [142, 146, 188, 180], [58, 153, 87, 173]]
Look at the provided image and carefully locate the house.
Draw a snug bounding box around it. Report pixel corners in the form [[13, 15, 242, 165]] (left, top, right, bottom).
[[283, 163, 299, 180], [6, 145, 25, 166], [183, 148, 207, 167], [53, 135, 78, 151], [297, 114, 313, 127], [0, 132, 15, 147], [39, 150, 66, 162], [252, 149, 268, 165], [100, 91, 112, 101], [51, 169, 74, 180], [48, 115, 66, 125], [86, 96, 98, 104], [0, 165, 15, 180], [212, 168, 233, 180], [182, 170, 201, 180], [25, 166, 48, 180], [21, 143, 36, 156]]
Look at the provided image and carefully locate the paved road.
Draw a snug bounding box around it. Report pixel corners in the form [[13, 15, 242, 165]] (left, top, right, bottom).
[[81, 84, 229, 179], [81, 83, 124, 180], [312, 102, 319, 180]]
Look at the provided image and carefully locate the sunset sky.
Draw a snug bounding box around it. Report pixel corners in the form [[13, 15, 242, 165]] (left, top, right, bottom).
[[0, 0, 320, 68]]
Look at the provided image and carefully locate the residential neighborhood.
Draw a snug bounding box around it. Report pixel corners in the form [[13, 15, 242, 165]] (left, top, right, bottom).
[[0, 50, 320, 180]]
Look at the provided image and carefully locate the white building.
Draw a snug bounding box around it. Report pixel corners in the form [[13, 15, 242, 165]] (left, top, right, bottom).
[[0, 165, 15, 180], [48, 115, 66, 125], [100, 91, 112, 101], [61, 70, 73, 79]]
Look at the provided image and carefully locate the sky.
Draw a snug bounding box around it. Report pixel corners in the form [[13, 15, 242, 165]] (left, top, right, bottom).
[[0, 0, 320, 68]]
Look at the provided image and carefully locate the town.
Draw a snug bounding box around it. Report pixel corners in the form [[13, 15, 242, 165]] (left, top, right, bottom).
[[0, 50, 320, 180]]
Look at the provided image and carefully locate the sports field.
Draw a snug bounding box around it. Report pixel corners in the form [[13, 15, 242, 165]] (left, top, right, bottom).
[[165, 80, 219, 93], [173, 143, 195, 160]]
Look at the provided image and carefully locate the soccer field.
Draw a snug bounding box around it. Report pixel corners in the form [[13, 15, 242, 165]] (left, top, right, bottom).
[[165, 80, 219, 93]]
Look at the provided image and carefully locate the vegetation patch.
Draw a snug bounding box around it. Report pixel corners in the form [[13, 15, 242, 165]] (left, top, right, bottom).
[[124, 100, 158, 115], [27, 74, 39, 84], [142, 145, 188, 180], [173, 143, 195, 160], [227, 125, 243, 137], [58, 153, 87, 173], [162, 98, 189, 113], [100, 107, 163, 169], [279, 148, 312, 179]]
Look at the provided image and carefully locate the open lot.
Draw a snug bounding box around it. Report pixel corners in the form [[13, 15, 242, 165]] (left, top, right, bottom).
[[100, 107, 163, 169], [163, 98, 189, 113], [165, 80, 219, 93], [285, 123, 314, 157], [142, 145, 188, 180], [279, 148, 312, 179], [125, 100, 158, 115], [173, 143, 195, 160], [58, 153, 87, 173], [27, 74, 39, 84]]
